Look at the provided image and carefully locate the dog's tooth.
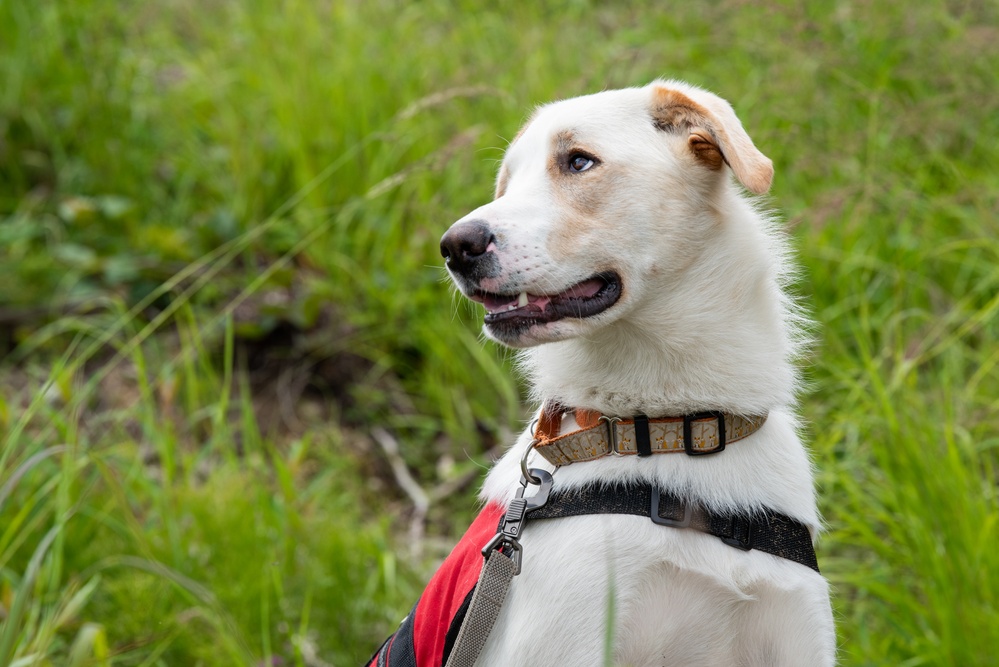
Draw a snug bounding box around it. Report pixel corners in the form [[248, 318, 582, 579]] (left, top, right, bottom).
[[518, 292, 529, 307]]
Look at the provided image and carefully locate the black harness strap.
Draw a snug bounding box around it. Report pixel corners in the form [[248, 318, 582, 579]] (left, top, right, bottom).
[[527, 484, 819, 572]]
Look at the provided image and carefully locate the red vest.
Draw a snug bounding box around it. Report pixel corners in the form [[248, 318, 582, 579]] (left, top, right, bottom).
[[368, 503, 505, 667]]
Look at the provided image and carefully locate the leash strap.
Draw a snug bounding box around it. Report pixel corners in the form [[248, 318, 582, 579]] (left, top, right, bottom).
[[443, 549, 515, 667], [444, 470, 553, 667], [528, 484, 819, 572]]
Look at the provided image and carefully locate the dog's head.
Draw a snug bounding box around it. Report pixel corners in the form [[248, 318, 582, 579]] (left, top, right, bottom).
[[441, 80, 773, 348]]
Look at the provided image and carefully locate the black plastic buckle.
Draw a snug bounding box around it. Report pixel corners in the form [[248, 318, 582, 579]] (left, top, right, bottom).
[[719, 515, 754, 551], [480, 469, 554, 576], [481, 496, 528, 573], [650, 489, 691, 528], [683, 411, 726, 456]]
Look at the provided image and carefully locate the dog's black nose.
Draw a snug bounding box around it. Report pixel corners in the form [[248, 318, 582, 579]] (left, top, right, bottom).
[[440, 220, 495, 275]]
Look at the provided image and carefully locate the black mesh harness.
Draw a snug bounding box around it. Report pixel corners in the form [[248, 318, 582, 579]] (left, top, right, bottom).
[[528, 482, 819, 572]]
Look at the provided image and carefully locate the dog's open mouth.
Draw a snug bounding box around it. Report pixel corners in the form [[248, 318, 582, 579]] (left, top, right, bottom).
[[471, 272, 621, 327]]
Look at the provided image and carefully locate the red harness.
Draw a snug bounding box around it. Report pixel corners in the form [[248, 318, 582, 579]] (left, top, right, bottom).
[[368, 503, 505, 667]]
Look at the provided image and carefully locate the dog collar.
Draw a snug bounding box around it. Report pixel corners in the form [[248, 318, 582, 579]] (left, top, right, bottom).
[[531, 401, 766, 466]]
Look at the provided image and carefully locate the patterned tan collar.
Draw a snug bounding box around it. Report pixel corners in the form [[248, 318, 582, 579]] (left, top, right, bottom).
[[530, 401, 767, 467]]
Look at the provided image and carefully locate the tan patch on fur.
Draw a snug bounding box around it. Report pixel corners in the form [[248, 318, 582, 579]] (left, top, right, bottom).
[[688, 129, 724, 171], [546, 129, 577, 176], [650, 85, 773, 194], [547, 130, 601, 216], [544, 129, 630, 262], [651, 88, 725, 173], [651, 88, 712, 132]]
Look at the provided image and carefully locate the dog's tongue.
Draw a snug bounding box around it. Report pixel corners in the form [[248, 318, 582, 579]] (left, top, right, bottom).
[[480, 277, 604, 314], [481, 293, 521, 311], [558, 277, 604, 300], [481, 292, 550, 314]]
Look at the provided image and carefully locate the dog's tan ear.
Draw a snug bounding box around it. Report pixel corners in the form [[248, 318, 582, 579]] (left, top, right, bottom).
[[650, 83, 773, 195]]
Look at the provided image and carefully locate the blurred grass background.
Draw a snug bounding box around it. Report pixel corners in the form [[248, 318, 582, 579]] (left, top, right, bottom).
[[1, 0, 997, 664]]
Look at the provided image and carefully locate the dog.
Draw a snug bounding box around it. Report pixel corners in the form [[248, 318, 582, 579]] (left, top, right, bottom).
[[372, 79, 835, 667]]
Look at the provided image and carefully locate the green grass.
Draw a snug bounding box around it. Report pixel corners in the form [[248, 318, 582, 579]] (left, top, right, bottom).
[[1, 0, 998, 664]]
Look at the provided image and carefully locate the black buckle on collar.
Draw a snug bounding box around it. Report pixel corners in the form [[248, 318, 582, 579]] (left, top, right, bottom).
[[650, 489, 691, 528], [683, 411, 726, 456], [719, 515, 754, 551]]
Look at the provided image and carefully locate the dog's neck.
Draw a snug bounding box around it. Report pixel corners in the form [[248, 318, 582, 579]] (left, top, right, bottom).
[[519, 202, 803, 418]]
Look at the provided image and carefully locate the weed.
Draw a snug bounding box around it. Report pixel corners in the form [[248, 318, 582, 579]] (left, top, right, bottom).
[[1, 0, 997, 664]]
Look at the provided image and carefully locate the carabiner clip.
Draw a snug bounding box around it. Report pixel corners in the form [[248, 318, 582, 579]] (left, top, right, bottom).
[[518, 468, 553, 511]]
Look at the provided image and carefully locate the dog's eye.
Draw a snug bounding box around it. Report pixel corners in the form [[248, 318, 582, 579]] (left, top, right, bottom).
[[568, 154, 595, 173]]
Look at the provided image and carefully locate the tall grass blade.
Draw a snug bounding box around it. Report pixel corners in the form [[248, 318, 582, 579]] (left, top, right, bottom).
[[0, 524, 62, 663]]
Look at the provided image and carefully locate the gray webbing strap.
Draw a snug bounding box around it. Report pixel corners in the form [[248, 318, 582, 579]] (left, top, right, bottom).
[[445, 468, 553, 666], [444, 549, 516, 667]]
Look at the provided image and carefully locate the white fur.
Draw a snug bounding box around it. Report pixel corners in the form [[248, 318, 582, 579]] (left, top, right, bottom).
[[444, 80, 835, 666]]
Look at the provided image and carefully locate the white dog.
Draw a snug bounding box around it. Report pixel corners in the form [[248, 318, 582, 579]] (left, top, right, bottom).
[[372, 80, 835, 667]]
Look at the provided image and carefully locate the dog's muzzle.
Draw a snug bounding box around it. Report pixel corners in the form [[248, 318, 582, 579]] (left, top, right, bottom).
[[440, 218, 622, 345]]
